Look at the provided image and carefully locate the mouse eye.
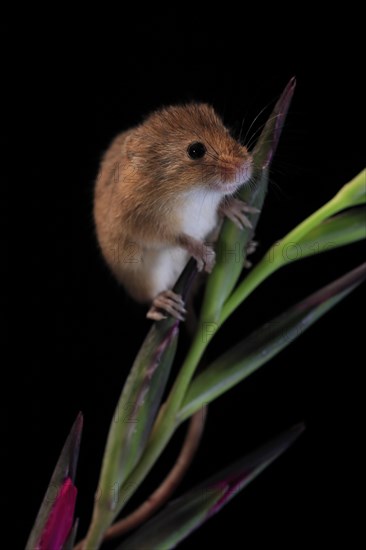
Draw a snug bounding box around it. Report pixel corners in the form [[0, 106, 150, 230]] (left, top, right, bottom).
[[187, 141, 206, 160]]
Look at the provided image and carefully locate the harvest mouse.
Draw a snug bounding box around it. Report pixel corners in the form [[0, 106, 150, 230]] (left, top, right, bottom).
[[94, 103, 255, 321]]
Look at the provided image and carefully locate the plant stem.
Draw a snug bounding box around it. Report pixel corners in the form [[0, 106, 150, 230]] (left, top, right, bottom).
[[81, 508, 110, 550]]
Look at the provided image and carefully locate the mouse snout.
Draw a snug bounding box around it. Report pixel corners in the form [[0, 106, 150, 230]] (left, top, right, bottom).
[[236, 157, 253, 184], [218, 154, 252, 192]]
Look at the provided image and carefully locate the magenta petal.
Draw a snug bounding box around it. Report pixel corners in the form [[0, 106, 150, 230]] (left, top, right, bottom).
[[38, 477, 77, 550]]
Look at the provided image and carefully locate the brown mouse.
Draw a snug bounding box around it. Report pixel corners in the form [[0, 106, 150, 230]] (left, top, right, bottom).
[[94, 103, 254, 321]]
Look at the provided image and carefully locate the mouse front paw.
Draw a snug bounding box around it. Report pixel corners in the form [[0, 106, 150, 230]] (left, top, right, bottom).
[[220, 197, 260, 230], [177, 234, 216, 273], [190, 243, 216, 273]]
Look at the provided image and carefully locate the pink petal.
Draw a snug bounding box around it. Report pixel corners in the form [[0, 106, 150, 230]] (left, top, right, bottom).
[[38, 477, 77, 550]]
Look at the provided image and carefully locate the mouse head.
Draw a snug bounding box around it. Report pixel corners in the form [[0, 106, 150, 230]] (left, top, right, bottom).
[[126, 103, 252, 195]]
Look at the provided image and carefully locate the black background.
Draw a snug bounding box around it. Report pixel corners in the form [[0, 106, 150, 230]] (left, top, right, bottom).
[[3, 9, 365, 549]]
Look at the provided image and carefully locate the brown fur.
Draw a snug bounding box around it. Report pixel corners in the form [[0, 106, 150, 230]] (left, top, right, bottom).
[[94, 103, 252, 303]]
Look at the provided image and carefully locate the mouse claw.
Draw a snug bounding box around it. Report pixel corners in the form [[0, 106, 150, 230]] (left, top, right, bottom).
[[241, 204, 261, 214], [178, 235, 215, 274], [246, 239, 258, 256], [147, 290, 187, 322], [220, 197, 260, 230], [146, 309, 168, 322], [203, 247, 216, 273], [244, 259, 253, 269]]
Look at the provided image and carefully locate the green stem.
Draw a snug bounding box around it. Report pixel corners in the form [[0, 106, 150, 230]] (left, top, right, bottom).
[[82, 509, 110, 550], [166, 331, 209, 412]]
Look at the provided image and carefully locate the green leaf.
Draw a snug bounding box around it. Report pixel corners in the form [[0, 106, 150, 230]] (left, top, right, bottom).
[[267, 207, 366, 265], [96, 319, 179, 508], [25, 413, 83, 550], [295, 207, 366, 256], [117, 424, 304, 550], [200, 78, 296, 323], [333, 169, 366, 209], [252, 76, 296, 170], [221, 169, 366, 325], [84, 262, 198, 547], [96, 305, 185, 503], [179, 263, 366, 421]]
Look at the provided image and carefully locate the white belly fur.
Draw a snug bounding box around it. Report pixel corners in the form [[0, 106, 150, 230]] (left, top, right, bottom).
[[144, 188, 223, 298], [144, 246, 189, 298], [179, 188, 222, 240]]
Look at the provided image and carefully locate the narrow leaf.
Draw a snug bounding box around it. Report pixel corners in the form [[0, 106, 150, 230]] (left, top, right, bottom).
[[201, 78, 296, 323], [295, 207, 366, 255], [95, 260, 197, 515], [333, 168, 366, 209], [25, 413, 83, 550], [253, 76, 296, 170], [264, 207, 366, 267], [221, 169, 366, 325], [117, 424, 304, 550], [179, 263, 366, 421]]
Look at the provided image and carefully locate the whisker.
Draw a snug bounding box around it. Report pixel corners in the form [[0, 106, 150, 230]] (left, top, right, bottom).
[[242, 98, 276, 145], [245, 113, 283, 150], [199, 161, 221, 169], [267, 176, 290, 202], [238, 114, 247, 143], [246, 174, 259, 193], [204, 150, 220, 163]]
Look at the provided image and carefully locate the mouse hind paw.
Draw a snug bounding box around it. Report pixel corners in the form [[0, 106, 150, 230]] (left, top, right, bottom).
[[147, 290, 187, 322]]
